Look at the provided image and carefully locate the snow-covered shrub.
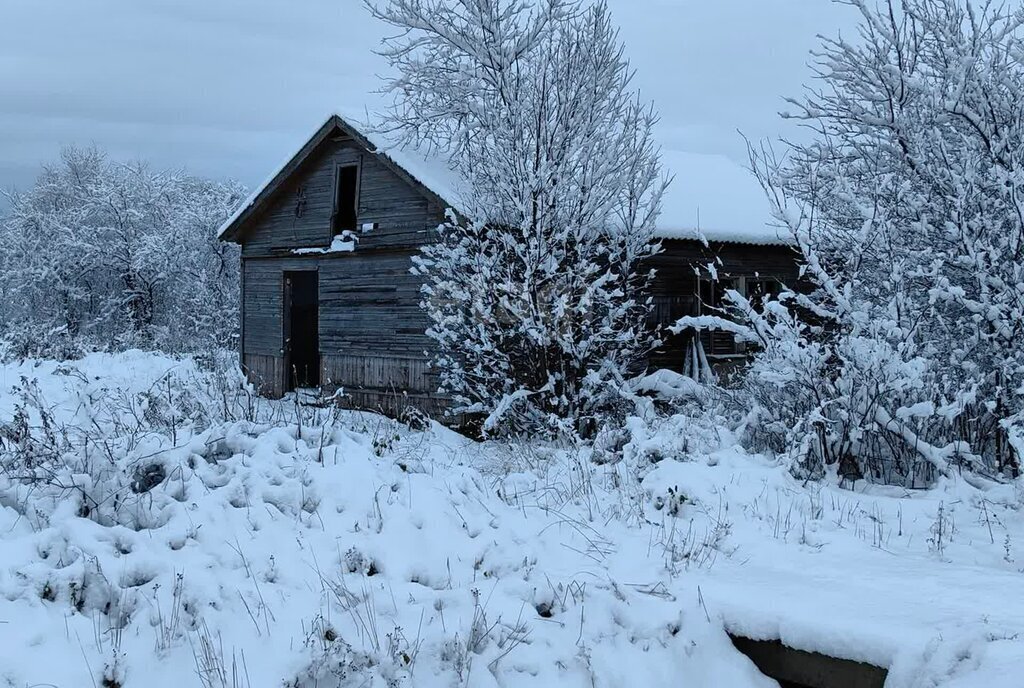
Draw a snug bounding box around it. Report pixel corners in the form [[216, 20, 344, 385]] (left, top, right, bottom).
[[287, 615, 384, 688], [0, 146, 244, 359], [0, 322, 90, 362], [680, 284, 973, 485], [371, 0, 668, 437], [621, 407, 722, 474], [689, 0, 1024, 483]]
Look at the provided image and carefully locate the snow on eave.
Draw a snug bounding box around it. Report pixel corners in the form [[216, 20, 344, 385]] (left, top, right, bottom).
[[653, 225, 795, 246]]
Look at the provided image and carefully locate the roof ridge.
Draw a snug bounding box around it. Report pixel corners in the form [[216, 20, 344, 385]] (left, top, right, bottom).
[[219, 111, 792, 246]]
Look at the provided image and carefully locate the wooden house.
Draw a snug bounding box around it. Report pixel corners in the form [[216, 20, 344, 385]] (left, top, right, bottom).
[[218, 114, 799, 415]]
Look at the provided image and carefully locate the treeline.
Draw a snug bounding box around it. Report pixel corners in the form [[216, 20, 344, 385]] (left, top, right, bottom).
[[0, 146, 244, 360]]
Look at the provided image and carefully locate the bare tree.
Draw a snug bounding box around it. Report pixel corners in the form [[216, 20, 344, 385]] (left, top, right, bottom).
[[691, 0, 1024, 482], [369, 0, 668, 436]]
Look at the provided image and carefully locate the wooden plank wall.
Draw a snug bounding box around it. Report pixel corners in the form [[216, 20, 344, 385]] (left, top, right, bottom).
[[239, 137, 444, 257], [324, 352, 448, 418], [317, 251, 433, 357], [240, 250, 443, 404], [242, 353, 287, 398], [242, 261, 283, 358], [321, 353, 434, 392], [647, 240, 801, 372], [236, 133, 448, 409]]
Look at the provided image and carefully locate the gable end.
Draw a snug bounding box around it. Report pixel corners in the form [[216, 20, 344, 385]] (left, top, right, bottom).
[[219, 115, 456, 244]]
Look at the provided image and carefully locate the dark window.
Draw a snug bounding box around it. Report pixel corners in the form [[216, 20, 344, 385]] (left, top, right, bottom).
[[332, 165, 359, 235], [698, 277, 737, 314], [698, 277, 739, 357], [745, 277, 782, 311]]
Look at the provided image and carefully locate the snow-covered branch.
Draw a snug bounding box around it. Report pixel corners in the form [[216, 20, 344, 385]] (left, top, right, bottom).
[[372, 0, 667, 435], [737, 0, 1024, 481], [0, 146, 244, 358]]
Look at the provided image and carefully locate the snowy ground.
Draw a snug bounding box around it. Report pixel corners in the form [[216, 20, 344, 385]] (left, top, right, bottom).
[[0, 353, 1021, 687]]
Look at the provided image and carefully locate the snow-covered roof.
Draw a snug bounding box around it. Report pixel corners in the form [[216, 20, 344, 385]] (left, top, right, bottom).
[[219, 111, 789, 246], [345, 117, 467, 210], [656, 150, 789, 246]]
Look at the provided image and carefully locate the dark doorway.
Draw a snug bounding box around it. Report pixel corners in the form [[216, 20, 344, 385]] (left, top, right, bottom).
[[283, 271, 320, 391]]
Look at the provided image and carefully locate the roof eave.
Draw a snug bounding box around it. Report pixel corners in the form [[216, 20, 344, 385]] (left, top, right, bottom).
[[656, 233, 796, 248]]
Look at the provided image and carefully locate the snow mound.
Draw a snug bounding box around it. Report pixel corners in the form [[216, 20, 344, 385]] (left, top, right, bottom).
[[631, 369, 705, 400]]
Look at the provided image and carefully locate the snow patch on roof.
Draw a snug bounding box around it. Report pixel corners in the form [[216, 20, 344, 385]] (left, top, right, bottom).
[[345, 117, 467, 209], [656, 150, 790, 246]]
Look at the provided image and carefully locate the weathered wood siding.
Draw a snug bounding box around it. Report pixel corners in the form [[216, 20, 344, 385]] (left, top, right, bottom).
[[317, 252, 434, 357], [322, 354, 448, 418], [238, 137, 445, 257], [647, 240, 801, 372], [241, 249, 444, 403], [242, 260, 283, 357], [242, 353, 287, 397], [236, 132, 447, 409]]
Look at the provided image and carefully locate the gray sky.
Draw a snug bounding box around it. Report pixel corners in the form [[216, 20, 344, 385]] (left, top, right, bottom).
[[0, 0, 857, 205]]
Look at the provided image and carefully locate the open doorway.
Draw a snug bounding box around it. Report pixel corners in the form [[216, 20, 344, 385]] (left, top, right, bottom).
[[283, 271, 319, 391]]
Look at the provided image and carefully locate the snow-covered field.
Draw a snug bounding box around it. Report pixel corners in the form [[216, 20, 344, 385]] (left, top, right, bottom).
[[0, 352, 1021, 687]]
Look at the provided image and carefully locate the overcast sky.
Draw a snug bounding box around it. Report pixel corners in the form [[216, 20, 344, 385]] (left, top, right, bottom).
[[0, 0, 858, 207]]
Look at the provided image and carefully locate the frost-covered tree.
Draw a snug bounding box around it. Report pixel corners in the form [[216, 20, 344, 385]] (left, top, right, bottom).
[[0, 146, 244, 358], [370, 0, 668, 436], [688, 0, 1024, 482]]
